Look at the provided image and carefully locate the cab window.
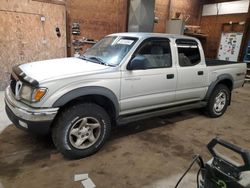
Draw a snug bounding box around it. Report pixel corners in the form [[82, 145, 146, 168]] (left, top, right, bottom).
[[176, 39, 201, 67], [133, 38, 172, 69]]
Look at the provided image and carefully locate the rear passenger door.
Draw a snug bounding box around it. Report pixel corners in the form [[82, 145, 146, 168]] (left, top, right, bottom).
[[175, 39, 207, 102], [120, 38, 177, 115]]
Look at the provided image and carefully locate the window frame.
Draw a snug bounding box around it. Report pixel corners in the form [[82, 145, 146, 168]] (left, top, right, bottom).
[[176, 39, 201, 67], [127, 37, 172, 70]]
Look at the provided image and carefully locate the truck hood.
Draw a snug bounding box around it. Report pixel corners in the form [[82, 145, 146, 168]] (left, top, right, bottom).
[[19, 57, 110, 83]]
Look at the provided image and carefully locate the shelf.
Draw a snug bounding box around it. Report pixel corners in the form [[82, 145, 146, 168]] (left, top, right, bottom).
[[184, 32, 208, 39]]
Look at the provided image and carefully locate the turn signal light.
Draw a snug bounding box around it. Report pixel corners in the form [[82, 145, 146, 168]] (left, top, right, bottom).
[[33, 88, 47, 101]]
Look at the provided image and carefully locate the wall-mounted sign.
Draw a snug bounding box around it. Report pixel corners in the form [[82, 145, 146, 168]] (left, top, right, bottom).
[[217, 32, 243, 62]]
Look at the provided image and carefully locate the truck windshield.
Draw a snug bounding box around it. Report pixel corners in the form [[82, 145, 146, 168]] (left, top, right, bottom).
[[82, 36, 138, 66]]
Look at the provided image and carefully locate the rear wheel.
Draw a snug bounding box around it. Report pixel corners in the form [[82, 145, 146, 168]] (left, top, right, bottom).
[[52, 103, 111, 159], [206, 84, 230, 118]]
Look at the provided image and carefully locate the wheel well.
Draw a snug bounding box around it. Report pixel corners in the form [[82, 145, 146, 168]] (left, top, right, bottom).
[[205, 78, 233, 103], [217, 79, 233, 91], [56, 95, 117, 126]]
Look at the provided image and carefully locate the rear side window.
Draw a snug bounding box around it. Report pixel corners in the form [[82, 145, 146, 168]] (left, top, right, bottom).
[[176, 39, 201, 67]]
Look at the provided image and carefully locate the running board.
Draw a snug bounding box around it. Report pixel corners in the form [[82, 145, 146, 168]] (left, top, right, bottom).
[[117, 101, 207, 125]]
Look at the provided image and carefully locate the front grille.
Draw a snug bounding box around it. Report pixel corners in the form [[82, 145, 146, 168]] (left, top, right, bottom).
[[10, 74, 17, 95]]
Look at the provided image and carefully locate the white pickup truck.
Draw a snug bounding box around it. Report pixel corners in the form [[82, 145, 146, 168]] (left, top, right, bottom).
[[5, 33, 247, 159]]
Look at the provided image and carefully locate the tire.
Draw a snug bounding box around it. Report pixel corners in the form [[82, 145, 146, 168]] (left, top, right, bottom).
[[206, 84, 230, 118], [52, 103, 111, 159]]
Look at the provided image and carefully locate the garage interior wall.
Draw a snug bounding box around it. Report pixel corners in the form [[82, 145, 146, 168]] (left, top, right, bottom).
[[66, 0, 128, 56], [0, 0, 66, 90], [154, 0, 202, 33], [200, 0, 249, 59], [67, 0, 202, 56]]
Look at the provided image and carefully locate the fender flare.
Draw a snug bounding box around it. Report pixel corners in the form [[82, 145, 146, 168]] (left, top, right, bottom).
[[205, 74, 233, 101], [52, 86, 119, 117]]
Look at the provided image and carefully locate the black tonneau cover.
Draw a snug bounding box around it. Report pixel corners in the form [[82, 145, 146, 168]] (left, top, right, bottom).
[[205, 59, 245, 66]]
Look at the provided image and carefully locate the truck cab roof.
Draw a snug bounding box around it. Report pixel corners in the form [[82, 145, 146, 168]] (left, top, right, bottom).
[[108, 32, 197, 41]]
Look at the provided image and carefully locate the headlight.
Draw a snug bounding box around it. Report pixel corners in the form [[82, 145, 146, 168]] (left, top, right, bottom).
[[20, 85, 47, 102], [20, 85, 32, 101]]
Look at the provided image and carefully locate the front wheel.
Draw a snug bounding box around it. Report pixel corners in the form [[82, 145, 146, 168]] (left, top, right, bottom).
[[206, 84, 230, 118], [52, 103, 111, 159]]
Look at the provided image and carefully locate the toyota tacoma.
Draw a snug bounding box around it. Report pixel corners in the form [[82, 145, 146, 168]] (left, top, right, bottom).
[[5, 33, 247, 159]]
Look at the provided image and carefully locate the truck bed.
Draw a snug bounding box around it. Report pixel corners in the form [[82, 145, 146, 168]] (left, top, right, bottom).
[[206, 59, 246, 89], [205, 59, 245, 66]]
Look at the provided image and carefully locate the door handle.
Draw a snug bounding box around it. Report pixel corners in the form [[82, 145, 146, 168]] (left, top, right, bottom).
[[198, 71, 204, 75], [166, 74, 174, 79]]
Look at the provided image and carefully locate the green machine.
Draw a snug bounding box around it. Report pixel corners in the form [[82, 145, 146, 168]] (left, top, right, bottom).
[[175, 138, 250, 188]]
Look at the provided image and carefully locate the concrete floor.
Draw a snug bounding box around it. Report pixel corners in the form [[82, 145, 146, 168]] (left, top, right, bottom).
[[0, 85, 250, 188]]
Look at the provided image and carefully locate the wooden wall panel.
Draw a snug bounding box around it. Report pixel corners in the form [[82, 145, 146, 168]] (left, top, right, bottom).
[[66, 0, 128, 55], [170, 0, 201, 25], [0, 0, 66, 90], [200, 14, 248, 58], [154, 0, 202, 33], [154, 0, 170, 33]]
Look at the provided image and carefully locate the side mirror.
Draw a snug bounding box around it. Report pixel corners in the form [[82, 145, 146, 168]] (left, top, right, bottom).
[[127, 55, 147, 70]]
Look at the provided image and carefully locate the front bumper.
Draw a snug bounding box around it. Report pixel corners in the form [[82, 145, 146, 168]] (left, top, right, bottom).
[[5, 86, 59, 135]]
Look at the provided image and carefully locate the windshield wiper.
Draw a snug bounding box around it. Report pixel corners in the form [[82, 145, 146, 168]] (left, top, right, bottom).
[[88, 56, 115, 67], [80, 55, 115, 67], [79, 55, 87, 60], [88, 56, 107, 65]]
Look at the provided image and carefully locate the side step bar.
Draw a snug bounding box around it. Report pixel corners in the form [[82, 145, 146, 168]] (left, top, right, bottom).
[[117, 101, 207, 125]]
